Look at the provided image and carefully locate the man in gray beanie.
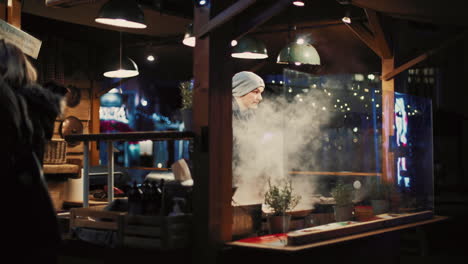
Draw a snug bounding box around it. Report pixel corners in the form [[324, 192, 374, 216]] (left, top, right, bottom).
[[232, 71, 265, 192], [232, 71, 265, 120]]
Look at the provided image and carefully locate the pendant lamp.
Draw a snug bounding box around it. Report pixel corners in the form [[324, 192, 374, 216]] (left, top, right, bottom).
[[103, 57, 139, 78], [182, 23, 196, 47], [95, 0, 147, 29], [231, 36, 268, 59], [103, 32, 139, 78], [277, 41, 320, 65]]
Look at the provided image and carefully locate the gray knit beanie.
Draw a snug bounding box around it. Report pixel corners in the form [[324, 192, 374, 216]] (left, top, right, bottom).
[[232, 71, 264, 97]]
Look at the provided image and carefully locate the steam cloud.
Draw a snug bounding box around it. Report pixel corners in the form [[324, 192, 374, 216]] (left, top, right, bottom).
[[232, 80, 333, 211]]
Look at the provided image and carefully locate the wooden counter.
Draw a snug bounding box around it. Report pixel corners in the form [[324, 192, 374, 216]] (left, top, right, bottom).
[[226, 215, 448, 252]]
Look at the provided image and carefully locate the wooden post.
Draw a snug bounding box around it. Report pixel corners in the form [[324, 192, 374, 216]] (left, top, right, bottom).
[[90, 81, 101, 166], [381, 57, 396, 182], [345, 9, 396, 183], [1, 1, 6, 21], [192, 1, 234, 263], [7, 0, 21, 28]]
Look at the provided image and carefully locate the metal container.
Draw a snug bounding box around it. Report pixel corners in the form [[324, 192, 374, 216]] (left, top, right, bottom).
[[232, 203, 262, 238]]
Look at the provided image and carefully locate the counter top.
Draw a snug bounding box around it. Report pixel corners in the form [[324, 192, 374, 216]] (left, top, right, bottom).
[[227, 214, 448, 252]]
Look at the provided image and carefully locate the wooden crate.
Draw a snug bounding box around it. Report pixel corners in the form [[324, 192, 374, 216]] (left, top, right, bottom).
[[69, 207, 191, 249]]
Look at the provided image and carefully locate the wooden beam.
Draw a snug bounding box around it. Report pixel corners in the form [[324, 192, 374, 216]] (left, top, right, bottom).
[[381, 57, 395, 183], [365, 9, 392, 59], [383, 53, 429, 81], [383, 31, 468, 81], [233, 0, 291, 40], [192, 1, 234, 262], [345, 21, 382, 58], [1, 1, 6, 20], [90, 81, 100, 166], [258, 18, 352, 34], [195, 0, 256, 38], [7, 0, 21, 28], [45, 0, 93, 8]]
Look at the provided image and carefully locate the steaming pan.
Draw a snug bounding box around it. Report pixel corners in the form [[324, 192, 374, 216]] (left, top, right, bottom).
[[289, 209, 313, 218]]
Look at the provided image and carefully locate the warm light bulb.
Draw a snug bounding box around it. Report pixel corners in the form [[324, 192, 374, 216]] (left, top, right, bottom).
[[103, 69, 139, 78], [147, 55, 155, 62], [342, 16, 351, 24], [183, 36, 196, 47], [231, 52, 268, 59], [95, 18, 147, 29], [293, 1, 305, 7]]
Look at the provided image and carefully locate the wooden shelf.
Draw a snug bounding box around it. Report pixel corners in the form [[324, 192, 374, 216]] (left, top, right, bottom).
[[44, 163, 80, 175], [289, 171, 382, 177]]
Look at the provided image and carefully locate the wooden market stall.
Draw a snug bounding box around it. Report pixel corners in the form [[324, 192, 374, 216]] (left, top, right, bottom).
[[3, 0, 468, 263]]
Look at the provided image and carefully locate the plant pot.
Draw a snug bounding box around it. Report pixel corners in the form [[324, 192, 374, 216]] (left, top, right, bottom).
[[333, 205, 354, 222], [371, 199, 389, 215], [267, 214, 291, 234]]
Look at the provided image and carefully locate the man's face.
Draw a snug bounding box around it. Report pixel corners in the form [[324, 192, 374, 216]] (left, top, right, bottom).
[[238, 87, 264, 109]]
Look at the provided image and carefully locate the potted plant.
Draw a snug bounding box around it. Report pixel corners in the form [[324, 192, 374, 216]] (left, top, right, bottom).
[[179, 80, 193, 131], [264, 178, 301, 234], [330, 180, 354, 221], [368, 178, 395, 215]]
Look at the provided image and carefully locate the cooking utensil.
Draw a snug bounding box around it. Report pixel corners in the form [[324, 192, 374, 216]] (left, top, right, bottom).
[[59, 116, 83, 146], [65, 85, 81, 107]]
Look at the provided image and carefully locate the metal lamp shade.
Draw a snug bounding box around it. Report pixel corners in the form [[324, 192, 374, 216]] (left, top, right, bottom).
[[277, 42, 321, 65], [103, 57, 139, 78], [95, 0, 147, 29], [232, 37, 268, 59], [182, 23, 196, 47]]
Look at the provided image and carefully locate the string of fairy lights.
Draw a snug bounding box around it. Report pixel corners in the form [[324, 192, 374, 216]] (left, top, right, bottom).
[[269, 73, 423, 120]]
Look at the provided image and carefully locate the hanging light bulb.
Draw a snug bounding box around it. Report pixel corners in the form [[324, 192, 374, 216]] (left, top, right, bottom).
[[95, 0, 147, 29], [342, 10, 351, 24], [231, 36, 268, 59], [292, 1, 305, 7], [277, 42, 320, 65], [182, 23, 196, 47], [103, 57, 139, 78], [103, 32, 139, 78], [195, 0, 210, 7]]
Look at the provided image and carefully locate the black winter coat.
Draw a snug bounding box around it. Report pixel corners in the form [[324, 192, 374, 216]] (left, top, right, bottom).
[[1, 79, 62, 262]]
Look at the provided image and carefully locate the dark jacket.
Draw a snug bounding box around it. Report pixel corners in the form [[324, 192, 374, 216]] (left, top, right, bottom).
[[19, 83, 64, 164], [1, 79, 62, 261]]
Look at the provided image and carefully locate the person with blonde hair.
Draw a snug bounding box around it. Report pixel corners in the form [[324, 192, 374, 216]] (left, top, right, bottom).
[[1, 39, 65, 263]]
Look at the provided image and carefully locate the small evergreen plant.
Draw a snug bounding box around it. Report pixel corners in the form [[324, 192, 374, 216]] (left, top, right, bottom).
[[331, 180, 354, 207], [264, 178, 301, 216]]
